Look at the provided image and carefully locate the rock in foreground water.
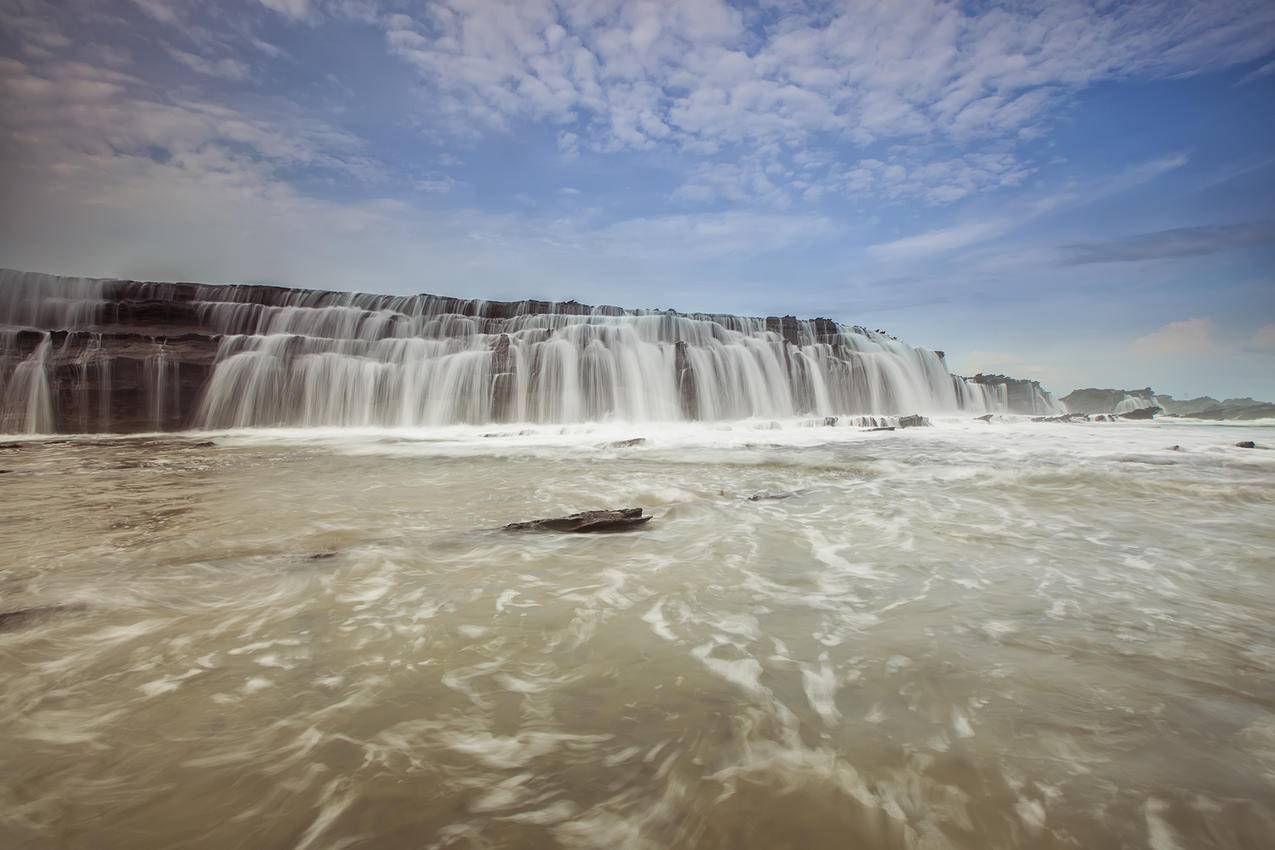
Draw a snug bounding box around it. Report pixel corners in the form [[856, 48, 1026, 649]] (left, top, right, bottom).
[[1236, 441, 1257, 449], [505, 507, 652, 533], [0, 603, 87, 632]]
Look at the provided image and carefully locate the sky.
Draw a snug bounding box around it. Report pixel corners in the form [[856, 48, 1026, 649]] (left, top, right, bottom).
[[1, 0, 1274, 400]]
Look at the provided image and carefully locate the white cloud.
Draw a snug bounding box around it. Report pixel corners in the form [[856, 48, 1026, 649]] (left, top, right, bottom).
[[127, 0, 184, 26], [1131, 319, 1219, 355], [0, 56, 369, 177], [376, 0, 1275, 205], [868, 220, 1011, 261], [414, 174, 456, 194], [595, 210, 835, 260], [257, 0, 312, 20], [1251, 324, 1275, 349], [165, 47, 251, 81], [1239, 58, 1275, 84]]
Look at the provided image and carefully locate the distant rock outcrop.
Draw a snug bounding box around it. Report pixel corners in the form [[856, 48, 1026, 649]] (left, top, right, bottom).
[[965, 374, 1061, 416], [1155, 395, 1220, 415], [1061, 387, 1160, 416], [1159, 395, 1275, 421], [1055, 388, 1273, 421]]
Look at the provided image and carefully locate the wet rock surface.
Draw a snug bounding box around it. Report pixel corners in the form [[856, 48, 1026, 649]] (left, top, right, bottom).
[[1236, 441, 1257, 449], [965, 373, 1059, 415], [0, 603, 88, 632], [898, 414, 929, 428], [1061, 386, 1159, 414], [504, 507, 652, 533], [1032, 413, 1091, 423], [747, 490, 802, 501]]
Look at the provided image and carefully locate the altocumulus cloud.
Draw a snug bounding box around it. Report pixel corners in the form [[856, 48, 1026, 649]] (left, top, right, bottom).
[[378, 0, 1275, 206]]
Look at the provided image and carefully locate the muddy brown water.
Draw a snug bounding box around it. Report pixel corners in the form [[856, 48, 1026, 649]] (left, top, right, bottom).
[[1, 420, 1273, 849]]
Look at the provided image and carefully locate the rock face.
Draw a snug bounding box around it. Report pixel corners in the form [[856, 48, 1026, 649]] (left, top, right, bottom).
[[898, 414, 929, 428], [1157, 395, 1275, 420], [602, 438, 646, 448], [0, 603, 87, 632], [1061, 387, 1161, 416], [504, 508, 652, 533], [1032, 413, 1090, 423], [1155, 394, 1221, 415], [1061, 388, 1274, 421], [2, 268, 1064, 434], [965, 373, 1060, 416]]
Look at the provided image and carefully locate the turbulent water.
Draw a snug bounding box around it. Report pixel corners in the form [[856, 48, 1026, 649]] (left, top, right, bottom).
[[2, 419, 1273, 849], [0, 269, 1061, 433]]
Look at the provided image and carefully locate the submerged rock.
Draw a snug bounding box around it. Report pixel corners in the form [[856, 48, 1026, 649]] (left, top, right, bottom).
[[0, 603, 87, 632], [747, 490, 801, 501], [307, 552, 338, 560], [1033, 413, 1090, 423], [867, 426, 896, 432], [898, 414, 929, 428], [603, 438, 647, 448], [505, 507, 652, 533], [975, 413, 994, 422], [1119, 407, 1159, 420], [1236, 441, 1257, 449]]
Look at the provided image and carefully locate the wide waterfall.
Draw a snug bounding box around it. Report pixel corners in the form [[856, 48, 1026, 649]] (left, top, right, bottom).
[[0, 269, 1062, 433]]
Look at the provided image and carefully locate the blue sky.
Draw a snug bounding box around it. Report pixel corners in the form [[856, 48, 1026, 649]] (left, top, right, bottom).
[[1, 0, 1273, 399]]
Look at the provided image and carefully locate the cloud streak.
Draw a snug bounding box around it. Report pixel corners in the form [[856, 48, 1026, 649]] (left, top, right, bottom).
[[868, 220, 1011, 262], [1059, 221, 1275, 265]]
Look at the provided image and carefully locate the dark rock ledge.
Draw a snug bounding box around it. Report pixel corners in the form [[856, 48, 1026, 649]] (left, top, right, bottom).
[[505, 508, 652, 533]]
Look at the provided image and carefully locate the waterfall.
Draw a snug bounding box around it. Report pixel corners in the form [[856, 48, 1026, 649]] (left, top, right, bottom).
[[1114, 394, 1157, 414], [0, 269, 1064, 433], [0, 332, 55, 433], [145, 344, 176, 430], [194, 314, 1011, 427]]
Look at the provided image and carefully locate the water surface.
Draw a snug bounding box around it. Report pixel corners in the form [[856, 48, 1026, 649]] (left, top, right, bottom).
[[2, 419, 1273, 849]]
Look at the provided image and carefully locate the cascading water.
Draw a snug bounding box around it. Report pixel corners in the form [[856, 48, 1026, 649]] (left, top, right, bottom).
[[1114, 394, 1157, 414], [0, 331, 55, 433], [0, 268, 1063, 433], [144, 344, 175, 431]]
